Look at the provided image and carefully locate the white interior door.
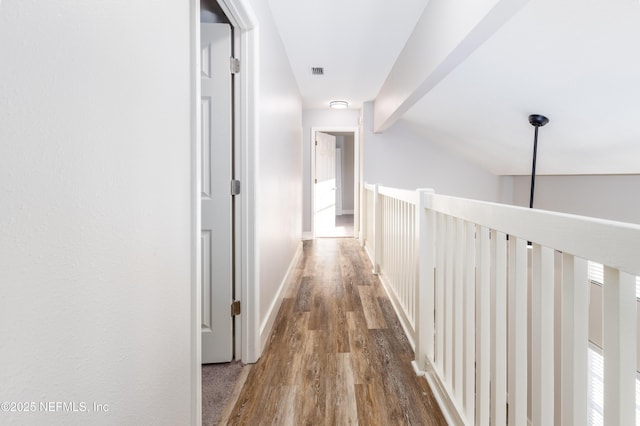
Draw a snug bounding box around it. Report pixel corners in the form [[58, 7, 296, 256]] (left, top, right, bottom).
[[336, 148, 343, 216], [314, 132, 336, 237], [201, 23, 233, 364]]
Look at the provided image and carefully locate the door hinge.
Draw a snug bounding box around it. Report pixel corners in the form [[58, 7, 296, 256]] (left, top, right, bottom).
[[231, 180, 241, 196], [230, 57, 240, 74], [315, 178, 318, 184], [231, 300, 241, 316], [315, 140, 318, 146]]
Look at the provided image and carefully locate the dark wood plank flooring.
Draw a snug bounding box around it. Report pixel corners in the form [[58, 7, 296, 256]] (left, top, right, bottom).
[[226, 238, 446, 425]]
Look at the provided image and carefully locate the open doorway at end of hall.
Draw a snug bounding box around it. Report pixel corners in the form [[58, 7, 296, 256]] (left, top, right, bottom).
[[314, 131, 356, 238]]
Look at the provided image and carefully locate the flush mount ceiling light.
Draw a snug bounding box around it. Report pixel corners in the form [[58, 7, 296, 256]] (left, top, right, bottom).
[[330, 100, 348, 109]]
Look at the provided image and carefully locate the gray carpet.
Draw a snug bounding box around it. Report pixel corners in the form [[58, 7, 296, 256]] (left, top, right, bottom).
[[202, 361, 244, 425]]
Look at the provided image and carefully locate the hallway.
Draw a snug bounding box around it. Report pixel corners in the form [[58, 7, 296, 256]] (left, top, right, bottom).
[[225, 238, 446, 425]]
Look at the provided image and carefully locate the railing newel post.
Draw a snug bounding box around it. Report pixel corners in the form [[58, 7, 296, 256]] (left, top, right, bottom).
[[416, 188, 435, 372], [603, 267, 636, 425]]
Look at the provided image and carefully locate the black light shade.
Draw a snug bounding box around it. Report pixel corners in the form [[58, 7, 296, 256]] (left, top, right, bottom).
[[529, 114, 549, 127], [528, 114, 549, 209]]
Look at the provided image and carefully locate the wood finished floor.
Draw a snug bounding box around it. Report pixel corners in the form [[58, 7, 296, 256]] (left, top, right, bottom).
[[226, 238, 447, 425]]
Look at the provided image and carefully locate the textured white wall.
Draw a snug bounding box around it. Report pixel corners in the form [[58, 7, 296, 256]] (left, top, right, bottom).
[[0, 1, 193, 425], [249, 0, 303, 346], [363, 103, 503, 202], [302, 109, 360, 233], [512, 174, 640, 224]]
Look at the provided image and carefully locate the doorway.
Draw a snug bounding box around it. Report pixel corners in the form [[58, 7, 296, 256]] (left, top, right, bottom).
[[312, 128, 359, 238], [192, 0, 258, 422]]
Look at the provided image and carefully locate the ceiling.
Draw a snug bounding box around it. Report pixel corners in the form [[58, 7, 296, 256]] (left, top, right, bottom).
[[268, 0, 429, 110], [270, 0, 640, 175]]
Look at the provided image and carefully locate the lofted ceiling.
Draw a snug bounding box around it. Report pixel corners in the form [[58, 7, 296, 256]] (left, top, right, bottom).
[[269, 0, 640, 175], [268, 0, 429, 110]]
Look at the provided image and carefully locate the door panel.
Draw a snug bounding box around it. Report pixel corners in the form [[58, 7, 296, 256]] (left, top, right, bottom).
[[336, 148, 343, 215], [201, 23, 233, 364], [314, 132, 336, 237]]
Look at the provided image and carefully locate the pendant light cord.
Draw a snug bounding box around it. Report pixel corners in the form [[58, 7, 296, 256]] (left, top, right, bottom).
[[529, 125, 539, 209]]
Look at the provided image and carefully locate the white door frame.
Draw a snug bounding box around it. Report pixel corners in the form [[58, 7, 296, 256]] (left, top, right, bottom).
[[217, 0, 259, 364], [190, 0, 258, 423], [310, 126, 361, 239]]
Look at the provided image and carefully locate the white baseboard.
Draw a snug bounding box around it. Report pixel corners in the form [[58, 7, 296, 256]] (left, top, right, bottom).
[[302, 231, 313, 240], [377, 273, 416, 351], [363, 243, 374, 269], [418, 358, 467, 426], [380, 273, 465, 426], [259, 242, 303, 353]]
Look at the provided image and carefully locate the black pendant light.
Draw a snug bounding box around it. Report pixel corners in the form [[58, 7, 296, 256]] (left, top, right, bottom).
[[528, 114, 549, 209]]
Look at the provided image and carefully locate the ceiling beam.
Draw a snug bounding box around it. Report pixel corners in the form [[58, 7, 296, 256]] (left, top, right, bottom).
[[373, 0, 531, 133]]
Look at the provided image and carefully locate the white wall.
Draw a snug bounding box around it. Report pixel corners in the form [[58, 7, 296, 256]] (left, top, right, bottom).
[[512, 174, 640, 224], [363, 102, 504, 202], [0, 1, 193, 425], [302, 109, 360, 234], [250, 0, 303, 350]]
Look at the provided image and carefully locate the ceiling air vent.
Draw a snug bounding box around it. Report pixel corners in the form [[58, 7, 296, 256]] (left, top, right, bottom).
[[311, 67, 324, 75]]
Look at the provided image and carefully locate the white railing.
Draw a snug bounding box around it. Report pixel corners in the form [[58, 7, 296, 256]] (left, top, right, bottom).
[[363, 184, 419, 343], [362, 183, 640, 426]]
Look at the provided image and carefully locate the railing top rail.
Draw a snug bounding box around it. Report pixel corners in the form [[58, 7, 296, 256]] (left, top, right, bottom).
[[378, 186, 418, 205], [364, 183, 420, 204], [426, 192, 640, 277]]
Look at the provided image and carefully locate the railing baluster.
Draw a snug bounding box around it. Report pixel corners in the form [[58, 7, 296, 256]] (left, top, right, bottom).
[[400, 201, 403, 310], [603, 266, 636, 425], [411, 204, 416, 324], [401, 200, 407, 311], [396, 200, 400, 308], [373, 184, 381, 274], [409, 202, 414, 322], [560, 253, 588, 426], [387, 197, 391, 282], [476, 226, 491, 426], [392, 198, 396, 289], [384, 196, 389, 275], [454, 218, 464, 399], [436, 213, 445, 374], [490, 231, 507, 426], [398, 200, 402, 302], [464, 222, 476, 425], [394, 198, 398, 288], [367, 188, 373, 251], [531, 244, 554, 426], [508, 236, 528, 426], [445, 215, 454, 385], [362, 186, 368, 247], [410, 202, 414, 320], [408, 203, 411, 319]]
